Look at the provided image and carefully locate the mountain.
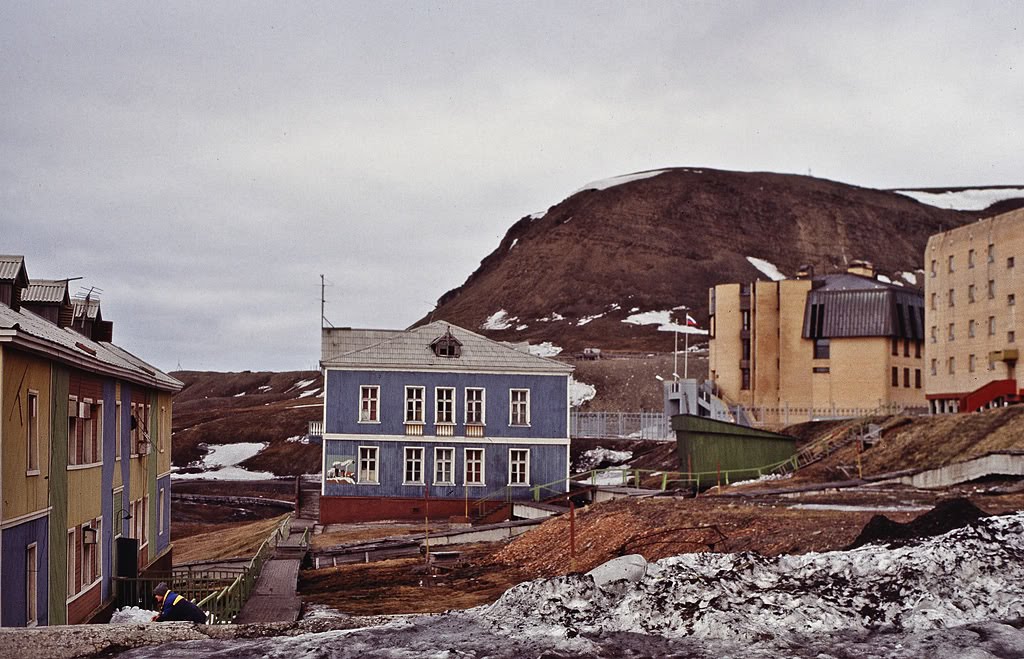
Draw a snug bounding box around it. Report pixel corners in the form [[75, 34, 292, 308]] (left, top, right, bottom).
[[420, 168, 1016, 353]]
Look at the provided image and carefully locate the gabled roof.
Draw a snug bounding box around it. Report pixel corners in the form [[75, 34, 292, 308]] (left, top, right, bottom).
[[321, 321, 573, 374], [0, 303, 181, 392], [0, 255, 26, 282], [23, 279, 70, 304], [73, 297, 102, 321]]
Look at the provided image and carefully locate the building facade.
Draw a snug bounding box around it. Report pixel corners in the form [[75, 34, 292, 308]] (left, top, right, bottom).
[[925, 208, 1024, 413], [1, 256, 181, 626], [319, 321, 573, 523], [709, 264, 927, 423]]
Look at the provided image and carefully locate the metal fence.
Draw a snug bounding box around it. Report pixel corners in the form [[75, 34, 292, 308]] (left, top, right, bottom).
[[570, 411, 673, 440], [720, 403, 930, 428]]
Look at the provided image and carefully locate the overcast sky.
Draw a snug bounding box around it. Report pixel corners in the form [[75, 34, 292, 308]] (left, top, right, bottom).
[[2, 2, 1022, 372]]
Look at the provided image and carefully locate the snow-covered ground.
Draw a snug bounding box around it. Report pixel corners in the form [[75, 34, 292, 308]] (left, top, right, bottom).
[[623, 309, 708, 335], [116, 513, 1024, 658], [172, 442, 276, 481], [526, 341, 562, 357], [575, 447, 633, 472], [573, 169, 670, 194], [895, 187, 1024, 211], [481, 309, 515, 330]]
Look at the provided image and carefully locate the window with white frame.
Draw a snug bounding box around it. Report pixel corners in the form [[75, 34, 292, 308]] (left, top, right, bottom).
[[26, 542, 38, 626], [404, 447, 424, 484], [27, 390, 39, 473], [359, 386, 380, 423], [67, 528, 76, 597], [465, 388, 485, 425], [510, 389, 530, 426], [405, 386, 425, 423], [114, 401, 122, 460], [435, 387, 455, 424], [159, 487, 166, 535], [464, 448, 484, 486], [68, 396, 79, 465], [509, 448, 530, 486], [434, 447, 455, 485], [82, 399, 95, 464], [358, 446, 379, 483]]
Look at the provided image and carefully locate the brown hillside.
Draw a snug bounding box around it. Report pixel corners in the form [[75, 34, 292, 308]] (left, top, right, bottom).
[[171, 370, 322, 475], [422, 168, 977, 352]]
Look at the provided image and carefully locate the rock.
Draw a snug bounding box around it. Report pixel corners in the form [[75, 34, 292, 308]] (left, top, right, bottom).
[[586, 554, 648, 588]]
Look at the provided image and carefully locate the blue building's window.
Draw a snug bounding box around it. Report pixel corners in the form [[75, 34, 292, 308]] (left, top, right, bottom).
[[465, 448, 485, 485], [434, 447, 455, 485], [358, 446, 379, 483], [465, 387, 485, 425], [404, 447, 424, 484], [359, 386, 380, 423], [405, 386, 425, 423], [510, 389, 530, 426], [509, 448, 530, 486], [435, 387, 455, 424]]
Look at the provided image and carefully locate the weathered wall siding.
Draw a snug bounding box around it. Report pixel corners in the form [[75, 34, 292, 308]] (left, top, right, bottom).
[[674, 416, 795, 478], [325, 370, 569, 439], [1, 516, 49, 627], [1, 351, 52, 519], [47, 366, 69, 625], [66, 582, 100, 625], [323, 439, 568, 499], [67, 466, 102, 528], [319, 495, 505, 524]]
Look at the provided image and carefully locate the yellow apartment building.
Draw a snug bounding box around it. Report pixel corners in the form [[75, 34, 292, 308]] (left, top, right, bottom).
[[925, 208, 1024, 413], [709, 263, 927, 424]]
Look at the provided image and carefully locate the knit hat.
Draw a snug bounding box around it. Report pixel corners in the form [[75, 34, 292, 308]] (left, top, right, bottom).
[[154, 582, 169, 598]]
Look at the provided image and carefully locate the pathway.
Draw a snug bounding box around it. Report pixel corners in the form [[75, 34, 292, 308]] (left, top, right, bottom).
[[232, 518, 314, 624]]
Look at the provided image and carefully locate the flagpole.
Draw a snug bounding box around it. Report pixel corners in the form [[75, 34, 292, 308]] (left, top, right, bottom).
[[684, 329, 689, 379]]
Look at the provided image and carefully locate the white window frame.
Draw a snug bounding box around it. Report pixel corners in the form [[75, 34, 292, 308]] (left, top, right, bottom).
[[82, 398, 95, 464], [465, 387, 485, 425], [66, 528, 76, 598], [464, 447, 485, 486], [509, 389, 531, 426], [158, 487, 166, 535], [359, 385, 380, 423], [404, 446, 425, 485], [508, 448, 530, 486], [27, 390, 40, 475], [114, 401, 122, 461], [358, 446, 380, 484], [26, 542, 38, 626], [435, 387, 455, 425], [433, 446, 455, 486], [68, 395, 79, 466], [405, 386, 425, 424]]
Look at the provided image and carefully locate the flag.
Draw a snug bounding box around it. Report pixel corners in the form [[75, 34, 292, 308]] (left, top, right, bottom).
[[686, 313, 698, 327]]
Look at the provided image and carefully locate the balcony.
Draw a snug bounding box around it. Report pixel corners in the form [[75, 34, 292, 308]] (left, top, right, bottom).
[[404, 423, 424, 436], [435, 423, 455, 437], [466, 424, 485, 438]]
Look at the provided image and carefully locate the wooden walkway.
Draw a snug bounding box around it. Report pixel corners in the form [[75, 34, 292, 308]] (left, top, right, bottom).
[[232, 518, 314, 624]]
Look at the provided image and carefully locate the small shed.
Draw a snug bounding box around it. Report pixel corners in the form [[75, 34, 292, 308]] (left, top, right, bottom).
[[671, 414, 796, 485]]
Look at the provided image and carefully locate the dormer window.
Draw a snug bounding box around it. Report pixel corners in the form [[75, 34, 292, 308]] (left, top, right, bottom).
[[430, 328, 463, 358]]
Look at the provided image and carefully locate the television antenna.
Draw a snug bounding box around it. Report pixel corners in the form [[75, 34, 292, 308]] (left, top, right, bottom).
[[320, 275, 334, 328]]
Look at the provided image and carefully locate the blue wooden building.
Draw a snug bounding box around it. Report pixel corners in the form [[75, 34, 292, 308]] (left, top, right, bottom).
[[319, 321, 573, 523]]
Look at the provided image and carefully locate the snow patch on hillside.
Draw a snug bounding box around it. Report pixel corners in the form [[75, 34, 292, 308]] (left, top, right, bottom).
[[901, 271, 919, 285], [573, 169, 670, 194], [536, 312, 565, 323], [569, 376, 597, 407], [527, 342, 562, 357], [895, 187, 1024, 211], [623, 310, 708, 335], [576, 447, 633, 472], [747, 256, 786, 280], [173, 442, 276, 481], [482, 310, 516, 330]]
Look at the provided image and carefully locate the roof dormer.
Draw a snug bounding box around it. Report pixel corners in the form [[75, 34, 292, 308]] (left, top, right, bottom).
[[430, 327, 463, 358]]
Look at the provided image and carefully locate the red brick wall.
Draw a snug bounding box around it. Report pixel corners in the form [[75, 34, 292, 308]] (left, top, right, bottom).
[[319, 496, 507, 524]]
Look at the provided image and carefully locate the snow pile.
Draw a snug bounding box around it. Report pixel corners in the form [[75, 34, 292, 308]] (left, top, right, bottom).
[[573, 169, 670, 194], [483, 513, 1024, 641], [569, 376, 596, 407], [747, 256, 786, 281], [481, 310, 516, 330], [527, 342, 562, 357], [900, 271, 919, 285], [110, 606, 154, 624], [535, 312, 565, 322], [576, 447, 633, 472], [895, 187, 1024, 211], [289, 378, 316, 392]]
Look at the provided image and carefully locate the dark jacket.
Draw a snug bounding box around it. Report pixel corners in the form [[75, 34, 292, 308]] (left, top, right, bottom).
[[155, 591, 207, 623]]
